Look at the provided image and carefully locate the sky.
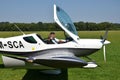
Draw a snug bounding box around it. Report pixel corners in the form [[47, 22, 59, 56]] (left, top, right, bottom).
[[0, 0, 120, 23]]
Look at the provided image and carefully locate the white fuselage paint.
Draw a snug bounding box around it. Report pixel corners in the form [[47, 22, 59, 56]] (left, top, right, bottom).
[[0, 33, 103, 53]]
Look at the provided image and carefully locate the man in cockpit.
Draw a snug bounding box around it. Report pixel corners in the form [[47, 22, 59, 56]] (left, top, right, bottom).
[[46, 32, 65, 44]]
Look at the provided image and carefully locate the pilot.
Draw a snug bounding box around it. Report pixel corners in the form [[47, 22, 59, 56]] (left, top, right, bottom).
[[46, 32, 65, 44]]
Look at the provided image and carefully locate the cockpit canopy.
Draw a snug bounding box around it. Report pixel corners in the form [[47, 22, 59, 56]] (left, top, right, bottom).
[[56, 5, 78, 36]]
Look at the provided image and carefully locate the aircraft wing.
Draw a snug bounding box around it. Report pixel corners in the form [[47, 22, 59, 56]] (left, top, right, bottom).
[[4, 52, 87, 68], [33, 56, 87, 68]]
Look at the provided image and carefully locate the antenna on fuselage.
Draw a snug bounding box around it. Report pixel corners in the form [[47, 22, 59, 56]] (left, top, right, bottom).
[[14, 24, 25, 35]]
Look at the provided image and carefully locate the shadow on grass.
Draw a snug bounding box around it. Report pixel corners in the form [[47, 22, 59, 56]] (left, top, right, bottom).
[[22, 69, 68, 80], [0, 64, 4, 68], [0, 64, 68, 80]]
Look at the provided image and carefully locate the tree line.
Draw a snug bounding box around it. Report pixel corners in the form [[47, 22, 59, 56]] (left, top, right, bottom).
[[0, 22, 120, 31]]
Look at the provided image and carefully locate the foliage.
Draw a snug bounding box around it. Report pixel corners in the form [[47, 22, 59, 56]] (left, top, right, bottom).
[[0, 22, 120, 31]]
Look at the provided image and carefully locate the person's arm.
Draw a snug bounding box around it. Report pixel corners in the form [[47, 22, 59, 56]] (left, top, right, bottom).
[[55, 38, 66, 43]]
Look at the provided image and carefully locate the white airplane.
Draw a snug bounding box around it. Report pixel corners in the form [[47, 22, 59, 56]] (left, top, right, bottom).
[[0, 4, 110, 73]]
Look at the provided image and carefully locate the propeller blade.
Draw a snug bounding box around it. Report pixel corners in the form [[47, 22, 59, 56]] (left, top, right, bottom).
[[103, 45, 106, 62], [101, 29, 110, 62], [102, 29, 108, 43]]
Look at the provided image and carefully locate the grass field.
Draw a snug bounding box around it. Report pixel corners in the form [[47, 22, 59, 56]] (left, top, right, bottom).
[[0, 31, 120, 80]]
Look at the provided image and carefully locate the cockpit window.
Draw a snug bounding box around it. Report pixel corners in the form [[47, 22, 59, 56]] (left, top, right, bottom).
[[23, 36, 37, 43], [56, 6, 78, 35]]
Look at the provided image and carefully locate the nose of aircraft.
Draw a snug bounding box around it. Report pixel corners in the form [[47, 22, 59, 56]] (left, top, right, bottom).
[[104, 40, 111, 45]]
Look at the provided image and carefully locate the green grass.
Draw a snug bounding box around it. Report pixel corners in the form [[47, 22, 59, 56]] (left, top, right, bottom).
[[0, 31, 120, 80]]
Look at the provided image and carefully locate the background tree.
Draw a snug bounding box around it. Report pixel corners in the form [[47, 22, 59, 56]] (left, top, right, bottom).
[[0, 22, 119, 31]]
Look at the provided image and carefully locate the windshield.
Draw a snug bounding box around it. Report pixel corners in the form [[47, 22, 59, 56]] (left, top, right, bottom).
[[56, 6, 78, 35]]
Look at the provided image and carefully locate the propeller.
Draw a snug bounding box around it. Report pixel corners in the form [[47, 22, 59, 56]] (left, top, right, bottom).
[[103, 45, 106, 62], [101, 30, 109, 62], [101, 29, 108, 43]]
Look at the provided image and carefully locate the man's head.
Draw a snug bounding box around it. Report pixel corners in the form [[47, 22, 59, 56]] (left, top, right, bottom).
[[49, 32, 55, 39]]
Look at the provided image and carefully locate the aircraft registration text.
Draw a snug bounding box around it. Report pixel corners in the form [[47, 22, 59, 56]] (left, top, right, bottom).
[[0, 41, 24, 49]]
